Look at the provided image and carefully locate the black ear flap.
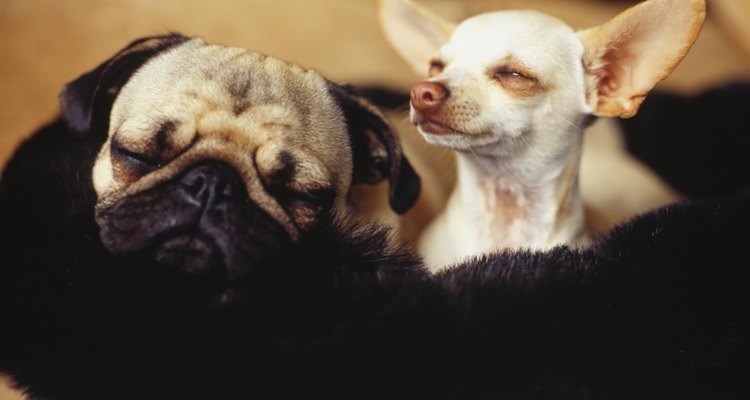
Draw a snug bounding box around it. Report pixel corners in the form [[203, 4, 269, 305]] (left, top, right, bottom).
[[329, 84, 421, 214], [59, 33, 191, 137]]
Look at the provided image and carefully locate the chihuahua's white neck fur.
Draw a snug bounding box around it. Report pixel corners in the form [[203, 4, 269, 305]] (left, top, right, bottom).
[[457, 130, 586, 248], [421, 125, 588, 268]]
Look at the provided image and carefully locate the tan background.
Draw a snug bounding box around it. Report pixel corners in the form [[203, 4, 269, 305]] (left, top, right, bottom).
[[2, 0, 750, 166], [1, 1, 749, 398]]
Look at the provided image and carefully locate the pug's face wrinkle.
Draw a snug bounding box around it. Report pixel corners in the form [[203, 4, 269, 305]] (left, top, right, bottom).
[[92, 38, 354, 241]]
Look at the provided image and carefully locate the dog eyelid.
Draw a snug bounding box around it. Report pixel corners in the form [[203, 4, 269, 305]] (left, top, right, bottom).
[[428, 59, 445, 76], [111, 139, 163, 169], [269, 185, 335, 209], [490, 64, 542, 97], [493, 66, 534, 81]]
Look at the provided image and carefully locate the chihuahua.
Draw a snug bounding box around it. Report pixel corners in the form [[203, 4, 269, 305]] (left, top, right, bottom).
[[379, 0, 705, 269]]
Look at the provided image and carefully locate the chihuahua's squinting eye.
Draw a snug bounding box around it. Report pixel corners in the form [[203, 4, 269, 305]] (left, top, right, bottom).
[[428, 60, 445, 77], [492, 66, 540, 96], [494, 66, 533, 81]]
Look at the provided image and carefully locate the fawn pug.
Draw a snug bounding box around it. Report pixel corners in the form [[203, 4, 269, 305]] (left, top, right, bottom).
[[48, 33, 420, 282], [379, 0, 705, 269]]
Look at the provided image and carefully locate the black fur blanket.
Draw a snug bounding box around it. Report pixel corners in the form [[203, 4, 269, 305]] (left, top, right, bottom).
[[1, 119, 749, 399], [620, 82, 750, 198]]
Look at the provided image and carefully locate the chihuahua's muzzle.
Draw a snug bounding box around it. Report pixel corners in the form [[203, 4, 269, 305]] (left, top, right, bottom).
[[97, 162, 290, 281], [410, 81, 453, 135]]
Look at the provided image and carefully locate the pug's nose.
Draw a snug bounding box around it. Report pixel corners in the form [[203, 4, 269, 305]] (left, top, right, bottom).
[[411, 81, 449, 112], [180, 163, 244, 207]]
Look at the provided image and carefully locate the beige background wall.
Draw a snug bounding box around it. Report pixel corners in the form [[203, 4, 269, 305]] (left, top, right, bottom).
[[1, 0, 749, 165]]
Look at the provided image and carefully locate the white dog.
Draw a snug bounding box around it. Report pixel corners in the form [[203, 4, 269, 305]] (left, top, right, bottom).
[[379, 0, 705, 269]]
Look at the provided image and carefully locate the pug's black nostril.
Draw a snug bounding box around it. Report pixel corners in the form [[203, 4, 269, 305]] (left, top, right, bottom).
[[183, 175, 207, 199], [179, 163, 245, 206]]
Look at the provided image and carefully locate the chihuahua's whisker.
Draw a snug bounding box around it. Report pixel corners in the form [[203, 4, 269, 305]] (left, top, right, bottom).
[[549, 109, 582, 131], [519, 135, 547, 160], [466, 145, 483, 163]]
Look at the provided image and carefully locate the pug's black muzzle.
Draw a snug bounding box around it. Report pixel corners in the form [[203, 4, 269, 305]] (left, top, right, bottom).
[[96, 163, 290, 281]]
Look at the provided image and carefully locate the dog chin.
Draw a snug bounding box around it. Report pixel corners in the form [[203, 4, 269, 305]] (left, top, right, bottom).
[[96, 181, 292, 285], [152, 234, 224, 278], [417, 124, 499, 151]]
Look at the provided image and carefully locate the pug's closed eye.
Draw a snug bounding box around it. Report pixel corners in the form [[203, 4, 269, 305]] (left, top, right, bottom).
[[260, 151, 335, 209], [272, 186, 335, 209], [111, 138, 164, 176]]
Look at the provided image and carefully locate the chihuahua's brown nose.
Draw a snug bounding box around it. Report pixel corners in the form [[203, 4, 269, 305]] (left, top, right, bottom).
[[411, 82, 448, 112]]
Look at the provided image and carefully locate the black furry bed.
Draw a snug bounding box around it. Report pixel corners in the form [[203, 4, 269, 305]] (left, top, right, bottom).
[[620, 82, 750, 198], [1, 119, 749, 399]]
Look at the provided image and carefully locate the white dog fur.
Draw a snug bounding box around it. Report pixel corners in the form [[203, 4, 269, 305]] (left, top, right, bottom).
[[379, 0, 705, 270]]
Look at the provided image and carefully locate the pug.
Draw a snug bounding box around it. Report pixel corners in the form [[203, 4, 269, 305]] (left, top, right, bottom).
[[56, 32, 419, 281]]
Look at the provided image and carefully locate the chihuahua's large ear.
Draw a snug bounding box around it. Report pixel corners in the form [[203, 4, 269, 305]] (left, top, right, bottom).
[[378, 0, 455, 77], [329, 84, 421, 214], [59, 33, 190, 137], [578, 0, 705, 118]]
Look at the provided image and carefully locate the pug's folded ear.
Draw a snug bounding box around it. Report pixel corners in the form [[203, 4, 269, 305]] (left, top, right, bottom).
[[59, 33, 191, 137], [329, 84, 421, 215]]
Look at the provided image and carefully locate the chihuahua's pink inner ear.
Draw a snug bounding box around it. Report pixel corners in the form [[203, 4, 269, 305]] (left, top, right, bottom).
[[578, 0, 706, 118], [377, 0, 455, 77]]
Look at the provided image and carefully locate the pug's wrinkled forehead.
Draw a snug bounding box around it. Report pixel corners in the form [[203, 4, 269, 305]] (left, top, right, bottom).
[[92, 37, 352, 230]]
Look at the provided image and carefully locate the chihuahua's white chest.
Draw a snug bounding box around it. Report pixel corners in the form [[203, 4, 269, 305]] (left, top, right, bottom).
[[419, 153, 587, 269]]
